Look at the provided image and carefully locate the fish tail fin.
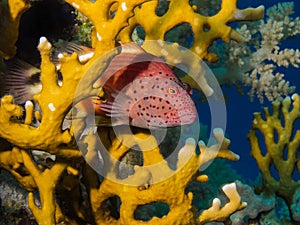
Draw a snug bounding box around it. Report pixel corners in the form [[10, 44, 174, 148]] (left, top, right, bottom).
[[1, 58, 41, 104]]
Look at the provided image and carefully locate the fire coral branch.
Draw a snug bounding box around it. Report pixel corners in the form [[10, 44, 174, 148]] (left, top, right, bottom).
[[65, 0, 151, 53], [0, 37, 117, 151], [21, 149, 68, 225], [86, 127, 241, 224], [248, 94, 300, 207], [119, 0, 264, 62]]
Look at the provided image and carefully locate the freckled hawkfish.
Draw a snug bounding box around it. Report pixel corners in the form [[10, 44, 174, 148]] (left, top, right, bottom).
[[90, 43, 197, 128]]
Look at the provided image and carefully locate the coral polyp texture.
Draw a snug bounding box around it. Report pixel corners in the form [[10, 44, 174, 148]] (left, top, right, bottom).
[[0, 0, 277, 224], [248, 94, 300, 221]]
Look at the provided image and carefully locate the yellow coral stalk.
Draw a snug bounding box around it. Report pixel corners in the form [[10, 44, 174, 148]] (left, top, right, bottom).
[[248, 94, 300, 205], [21, 149, 68, 225]]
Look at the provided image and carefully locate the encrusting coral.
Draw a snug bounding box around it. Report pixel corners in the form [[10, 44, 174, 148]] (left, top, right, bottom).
[[0, 0, 269, 224], [248, 93, 300, 222], [226, 180, 275, 225], [291, 187, 300, 221]]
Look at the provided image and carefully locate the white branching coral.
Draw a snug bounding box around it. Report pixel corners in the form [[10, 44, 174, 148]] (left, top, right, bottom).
[[266, 2, 300, 37], [211, 2, 300, 103], [269, 48, 300, 68]]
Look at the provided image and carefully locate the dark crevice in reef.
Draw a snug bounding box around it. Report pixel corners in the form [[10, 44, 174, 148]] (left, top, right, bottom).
[[16, 0, 78, 66]]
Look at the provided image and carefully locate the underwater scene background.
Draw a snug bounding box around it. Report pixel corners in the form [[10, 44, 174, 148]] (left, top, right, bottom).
[[223, 0, 300, 182], [0, 0, 300, 224]]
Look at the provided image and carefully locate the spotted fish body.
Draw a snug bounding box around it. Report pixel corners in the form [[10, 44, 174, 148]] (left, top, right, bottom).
[[127, 77, 196, 128], [93, 43, 197, 128]]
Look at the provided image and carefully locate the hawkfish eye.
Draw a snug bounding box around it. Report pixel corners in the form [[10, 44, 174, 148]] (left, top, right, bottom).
[[168, 87, 176, 94]]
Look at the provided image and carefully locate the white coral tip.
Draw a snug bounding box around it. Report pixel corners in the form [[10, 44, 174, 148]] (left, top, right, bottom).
[[38, 37, 51, 50], [213, 128, 224, 136], [198, 140, 206, 147], [257, 5, 265, 11], [212, 198, 221, 207], [222, 182, 236, 192], [185, 138, 196, 146], [25, 101, 33, 108], [121, 2, 127, 11], [39, 36, 47, 43]]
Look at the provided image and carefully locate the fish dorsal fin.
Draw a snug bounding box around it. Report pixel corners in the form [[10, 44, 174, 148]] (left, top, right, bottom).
[[1, 58, 41, 104], [93, 43, 158, 88], [119, 42, 146, 55], [51, 41, 94, 64]]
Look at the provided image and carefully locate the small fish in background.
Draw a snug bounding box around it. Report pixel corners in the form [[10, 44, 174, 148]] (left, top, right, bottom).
[[0, 41, 94, 104], [0, 42, 197, 129], [0, 59, 42, 104], [51, 40, 95, 66]]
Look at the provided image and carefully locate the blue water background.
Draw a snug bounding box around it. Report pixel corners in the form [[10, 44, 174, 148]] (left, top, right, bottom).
[[211, 0, 300, 182]]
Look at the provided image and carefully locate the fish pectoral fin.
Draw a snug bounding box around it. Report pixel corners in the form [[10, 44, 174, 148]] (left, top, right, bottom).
[[101, 106, 129, 118], [2, 58, 41, 104], [99, 94, 131, 118]]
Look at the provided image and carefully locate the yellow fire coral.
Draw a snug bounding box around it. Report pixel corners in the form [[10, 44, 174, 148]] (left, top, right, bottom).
[[83, 128, 244, 225], [248, 94, 300, 209], [0, 0, 266, 224], [119, 0, 264, 62]]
